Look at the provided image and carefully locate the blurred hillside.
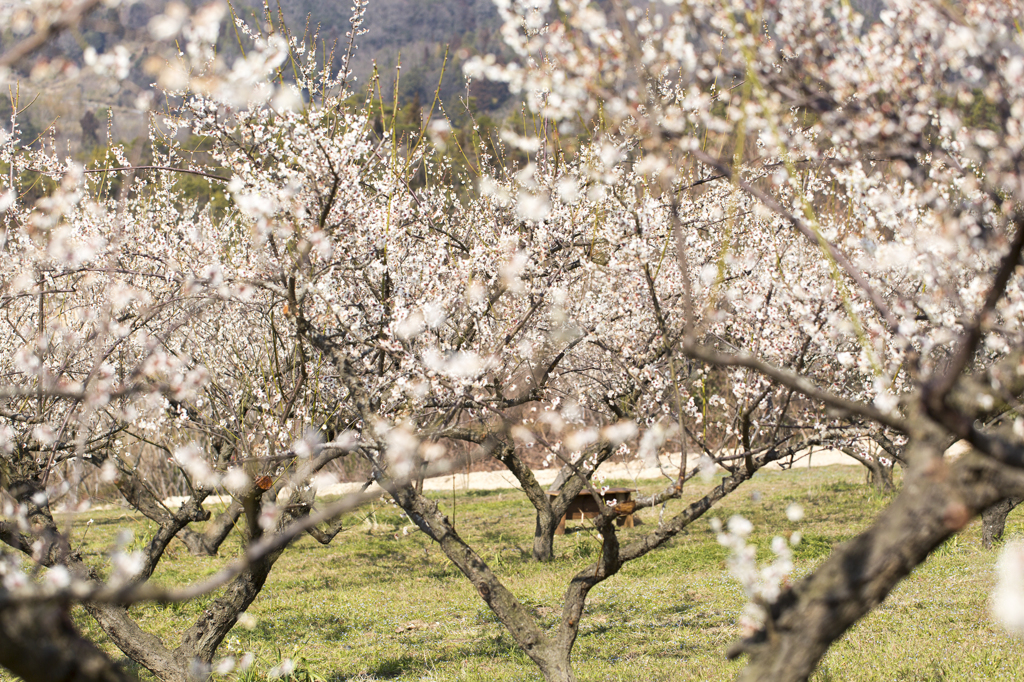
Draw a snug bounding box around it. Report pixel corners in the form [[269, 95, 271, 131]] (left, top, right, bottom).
[[271, 0, 509, 108], [0, 0, 510, 155]]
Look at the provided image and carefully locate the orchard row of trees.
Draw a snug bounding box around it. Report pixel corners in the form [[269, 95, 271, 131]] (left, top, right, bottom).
[[2, 1, 1024, 681]]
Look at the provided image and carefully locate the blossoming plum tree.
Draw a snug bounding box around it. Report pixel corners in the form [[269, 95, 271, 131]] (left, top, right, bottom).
[[0, 3, 384, 681], [460, 1, 1024, 680]]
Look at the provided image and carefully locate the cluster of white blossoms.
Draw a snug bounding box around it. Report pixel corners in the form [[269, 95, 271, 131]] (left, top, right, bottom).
[[0, 0, 1014, 517], [994, 541, 1024, 633], [479, 2, 1020, 359], [461, 0, 1024, 636], [712, 514, 799, 635]]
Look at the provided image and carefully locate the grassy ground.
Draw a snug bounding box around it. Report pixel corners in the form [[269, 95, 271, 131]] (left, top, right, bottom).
[[22, 465, 1024, 681]]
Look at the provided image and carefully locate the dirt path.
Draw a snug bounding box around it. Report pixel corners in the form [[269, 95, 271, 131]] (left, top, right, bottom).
[[161, 442, 970, 509], [314, 446, 862, 498]]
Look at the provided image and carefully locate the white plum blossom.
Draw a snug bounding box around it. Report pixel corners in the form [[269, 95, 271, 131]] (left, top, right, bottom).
[[993, 541, 1024, 633], [714, 516, 796, 635]]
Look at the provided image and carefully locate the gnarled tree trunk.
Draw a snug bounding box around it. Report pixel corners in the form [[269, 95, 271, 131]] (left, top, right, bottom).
[[734, 437, 1024, 682], [981, 495, 1023, 549], [865, 460, 895, 493], [0, 603, 135, 682]]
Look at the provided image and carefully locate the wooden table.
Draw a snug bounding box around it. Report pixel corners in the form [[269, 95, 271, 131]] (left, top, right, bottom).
[[547, 487, 635, 535]]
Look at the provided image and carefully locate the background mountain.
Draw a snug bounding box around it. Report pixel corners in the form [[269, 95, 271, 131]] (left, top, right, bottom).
[[0, 0, 511, 155], [243, 0, 511, 110]]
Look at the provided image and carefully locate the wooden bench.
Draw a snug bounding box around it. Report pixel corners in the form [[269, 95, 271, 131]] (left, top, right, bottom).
[[547, 487, 636, 535]]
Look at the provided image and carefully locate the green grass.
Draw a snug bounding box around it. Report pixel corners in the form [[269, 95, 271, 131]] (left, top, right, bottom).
[[19, 466, 1024, 681]]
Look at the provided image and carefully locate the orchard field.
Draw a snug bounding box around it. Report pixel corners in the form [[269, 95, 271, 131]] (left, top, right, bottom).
[[4, 2, 1024, 682], [17, 466, 1023, 682]]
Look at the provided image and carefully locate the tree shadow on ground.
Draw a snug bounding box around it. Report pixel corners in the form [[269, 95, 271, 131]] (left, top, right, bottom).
[[356, 632, 535, 679]]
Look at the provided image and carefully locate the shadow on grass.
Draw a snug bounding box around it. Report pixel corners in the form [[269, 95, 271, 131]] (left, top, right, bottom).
[[659, 601, 699, 617], [362, 633, 533, 679], [459, 489, 510, 499], [576, 598, 735, 636], [365, 653, 424, 678], [791, 533, 837, 560]]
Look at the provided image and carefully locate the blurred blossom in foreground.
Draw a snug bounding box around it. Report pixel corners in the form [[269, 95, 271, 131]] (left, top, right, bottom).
[[713, 515, 796, 636], [993, 540, 1024, 633]]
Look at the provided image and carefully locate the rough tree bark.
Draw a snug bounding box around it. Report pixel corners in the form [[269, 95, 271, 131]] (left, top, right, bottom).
[[111, 443, 245, 558], [981, 495, 1023, 549], [733, 422, 1024, 682], [520, 443, 614, 563], [492, 437, 565, 562], [841, 446, 896, 493], [385, 478, 576, 680], [721, 223, 1024, 680], [116, 472, 246, 557], [0, 438, 349, 682], [0, 603, 135, 682], [73, 473, 298, 682], [0, 451, 138, 682], [179, 500, 243, 556]]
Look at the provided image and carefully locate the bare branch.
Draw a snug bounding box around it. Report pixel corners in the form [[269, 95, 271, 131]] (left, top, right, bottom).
[[926, 215, 1024, 406], [681, 341, 906, 430]]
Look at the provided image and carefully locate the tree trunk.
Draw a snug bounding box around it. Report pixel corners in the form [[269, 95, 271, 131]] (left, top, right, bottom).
[[533, 508, 559, 562], [180, 500, 242, 556], [865, 460, 895, 493], [734, 443, 1024, 682], [536, 445, 615, 561], [841, 446, 895, 493], [0, 603, 136, 682], [981, 496, 1023, 549], [176, 550, 283, 664], [536, 653, 576, 682], [492, 439, 571, 562], [385, 479, 579, 679], [84, 603, 185, 682]]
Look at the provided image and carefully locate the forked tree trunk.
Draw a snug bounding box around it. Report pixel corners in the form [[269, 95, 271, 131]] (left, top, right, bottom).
[[491, 438, 598, 562], [180, 500, 243, 556], [1, 448, 301, 682], [82, 513, 288, 682], [384, 442, 786, 682], [529, 445, 615, 562], [841, 446, 896, 493], [385, 478, 583, 681]]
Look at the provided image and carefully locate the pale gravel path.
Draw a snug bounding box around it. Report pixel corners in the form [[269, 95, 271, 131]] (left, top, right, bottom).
[[313, 446, 862, 498], [157, 442, 970, 509]]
